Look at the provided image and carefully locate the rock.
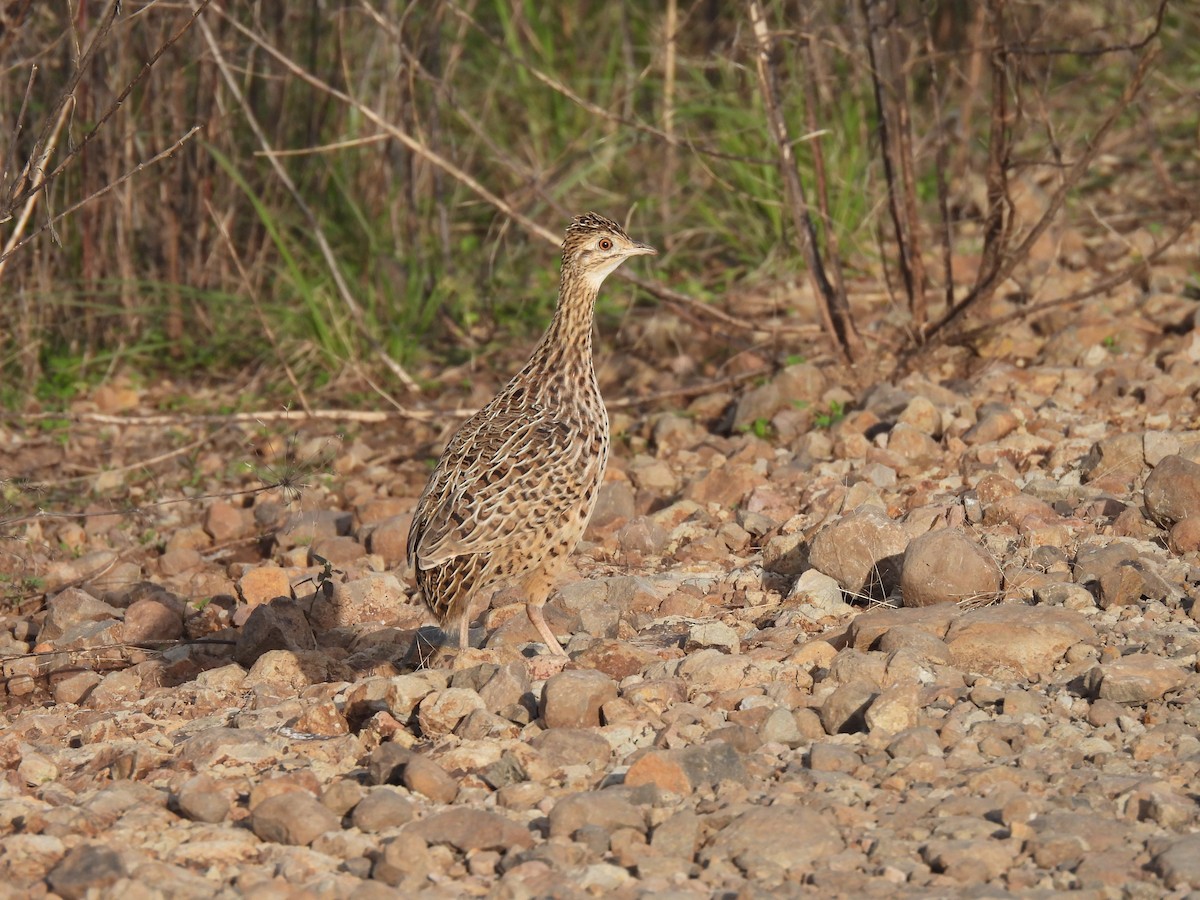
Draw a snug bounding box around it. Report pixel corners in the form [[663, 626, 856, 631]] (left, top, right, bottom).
[[963, 409, 1020, 445], [733, 363, 826, 431], [250, 791, 340, 845], [39, 587, 121, 642], [276, 509, 352, 550], [368, 514, 413, 566], [176, 774, 230, 823], [944, 605, 1096, 677], [808, 506, 907, 597], [238, 565, 292, 606], [684, 621, 740, 653], [412, 808, 534, 852], [373, 832, 434, 888], [530, 728, 612, 771], [1085, 655, 1189, 703], [402, 754, 458, 804], [159, 546, 202, 576], [624, 741, 747, 794], [921, 838, 1016, 881], [418, 688, 485, 737], [206, 499, 252, 542], [900, 528, 1001, 607], [351, 787, 415, 832], [1151, 834, 1200, 889], [687, 463, 764, 509], [549, 790, 646, 839], [1095, 564, 1147, 608], [898, 394, 943, 436], [541, 669, 618, 729], [701, 805, 844, 872], [865, 683, 921, 735], [312, 573, 407, 630], [365, 743, 413, 786], [1080, 432, 1145, 487], [46, 844, 127, 900], [122, 595, 185, 642], [588, 480, 636, 531], [820, 680, 878, 734], [1144, 455, 1200, 526], [233, 598, 317, 667], [848, 603, 956, 650]]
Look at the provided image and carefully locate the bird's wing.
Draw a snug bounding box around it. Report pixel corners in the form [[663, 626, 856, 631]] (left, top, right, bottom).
[[409, 403, 580, 570]]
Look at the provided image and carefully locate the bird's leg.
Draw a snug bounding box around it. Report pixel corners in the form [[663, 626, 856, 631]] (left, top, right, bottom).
[[458, 612, 471, 652], [527, 601, 568, 657]]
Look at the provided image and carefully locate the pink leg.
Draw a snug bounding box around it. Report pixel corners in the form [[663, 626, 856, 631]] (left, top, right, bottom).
[[527, 602, 568, 657]]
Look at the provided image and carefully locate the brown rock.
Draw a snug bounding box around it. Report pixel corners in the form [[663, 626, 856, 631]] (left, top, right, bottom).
[[238, 565, 292, 607], [250, 792, 340, 845], [624, 741, 747, 794], [820, 680, 878, 734], [1085, 654, 1189, 703], [373, 833, 433, 888], [205, 500, 252, 542], [1145, 455, 1200, 526], [541, 669, 618, 729], [40, 587, 121, 642], [701, 805, 844, 871], [848, 603, 957, 650], [367, 514, 413, 565], [176, 774, 230, 824], [122, 596, 184, 643], [402, 754, 458, 804], [809, 506, 908, 597], [309, 535, 366, 566], [417, 687, 486, 736], [887, 423, 941, 463], [687, 463, 764, 509], [1168, 517, 1200, 553], [311, 573, 406, 630], [411, 808, 533, 852], [351, 787, 415, 832], [900, 528, 1001, 607], [945, 605, 1096, 677], [549, 790, 646, 839]]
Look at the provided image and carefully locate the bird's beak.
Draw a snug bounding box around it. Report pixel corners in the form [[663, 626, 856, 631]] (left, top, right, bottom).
[[626, 241, 658, 256]]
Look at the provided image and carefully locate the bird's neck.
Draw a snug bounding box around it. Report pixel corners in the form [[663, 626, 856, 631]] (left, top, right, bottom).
[[523, 268, 600, 388]]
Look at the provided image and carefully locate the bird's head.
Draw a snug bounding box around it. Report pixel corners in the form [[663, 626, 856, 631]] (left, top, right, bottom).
[[562, 212, 657, 290]]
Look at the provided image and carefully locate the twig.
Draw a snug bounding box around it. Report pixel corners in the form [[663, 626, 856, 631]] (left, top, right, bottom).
[[925, 43, 1161, 340], [948, 215, 1195, 344], [747, 1, 862, 364], [190, 2, 419, 395], [0, 127, 203, 268]]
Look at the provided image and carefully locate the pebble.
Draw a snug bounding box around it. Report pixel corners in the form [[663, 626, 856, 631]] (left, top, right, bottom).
[[900, 528, 1001, 607], [250, 792, 341, 845]]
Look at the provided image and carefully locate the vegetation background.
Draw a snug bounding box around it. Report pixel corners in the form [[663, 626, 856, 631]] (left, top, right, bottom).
[[0, 0, 1195, 410]]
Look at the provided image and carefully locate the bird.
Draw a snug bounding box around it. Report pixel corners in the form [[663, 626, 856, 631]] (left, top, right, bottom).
[[407, 212, 657, 658]]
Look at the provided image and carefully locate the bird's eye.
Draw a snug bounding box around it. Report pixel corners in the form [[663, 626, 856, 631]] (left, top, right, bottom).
[[598, 238, 613, 251]]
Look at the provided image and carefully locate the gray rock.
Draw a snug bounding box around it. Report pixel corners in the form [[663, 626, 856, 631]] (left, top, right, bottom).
[[365, 742, 414, 786], [46, 844, 127, 900], [900, 528, 1001, 607], [312, 573, 407, 630], [233, 598, 317, 668], [624, 741, 748, 794], [39, 587, 121, 643]]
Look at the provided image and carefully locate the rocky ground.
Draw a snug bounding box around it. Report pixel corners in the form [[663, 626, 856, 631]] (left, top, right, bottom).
[[2, 253, 1200, 898]]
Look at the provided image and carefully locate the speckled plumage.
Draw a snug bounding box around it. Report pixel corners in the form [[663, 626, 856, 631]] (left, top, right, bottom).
[[408, 213, 656, 655]]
